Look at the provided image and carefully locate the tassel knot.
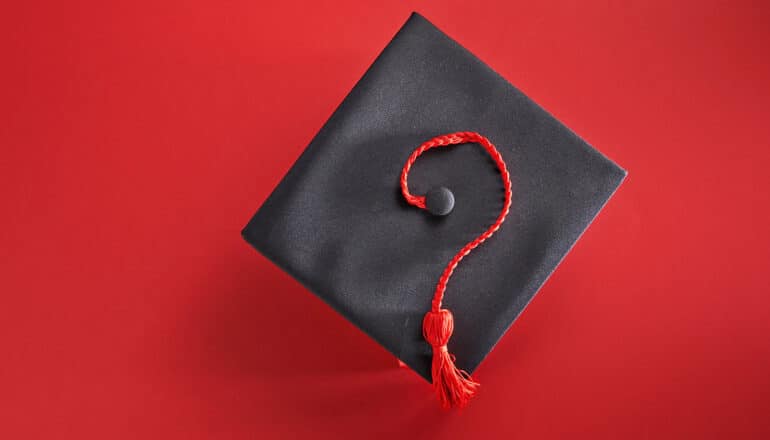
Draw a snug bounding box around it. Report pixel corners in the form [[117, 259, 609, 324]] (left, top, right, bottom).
[[423, 309, 454, 347]]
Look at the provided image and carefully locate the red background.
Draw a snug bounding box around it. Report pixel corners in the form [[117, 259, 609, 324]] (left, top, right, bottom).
[[2, 1, 770, 438]]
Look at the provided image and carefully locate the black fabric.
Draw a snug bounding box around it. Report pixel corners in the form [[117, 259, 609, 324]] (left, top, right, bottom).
[[242, 12, 626, 381]]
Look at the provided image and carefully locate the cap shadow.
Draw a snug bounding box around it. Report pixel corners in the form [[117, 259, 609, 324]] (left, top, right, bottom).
[[178, 247, 397, 377], [169, 244, 464, 431]]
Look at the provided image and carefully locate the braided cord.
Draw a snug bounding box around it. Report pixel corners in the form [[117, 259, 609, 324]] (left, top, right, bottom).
[[400, 132, 512, 312]]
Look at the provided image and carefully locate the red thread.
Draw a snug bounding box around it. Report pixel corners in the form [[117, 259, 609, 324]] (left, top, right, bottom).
[[400, 131, 512, 409]]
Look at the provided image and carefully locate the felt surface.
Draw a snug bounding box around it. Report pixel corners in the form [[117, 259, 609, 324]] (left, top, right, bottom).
[[242, 13, 626, 381]]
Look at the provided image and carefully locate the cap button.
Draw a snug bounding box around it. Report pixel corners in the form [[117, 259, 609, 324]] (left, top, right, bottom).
[[425, 187, 455, 216]]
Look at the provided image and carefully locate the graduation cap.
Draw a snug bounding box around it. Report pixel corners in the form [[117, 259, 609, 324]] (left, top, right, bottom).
[[242, 12, 626, 408]]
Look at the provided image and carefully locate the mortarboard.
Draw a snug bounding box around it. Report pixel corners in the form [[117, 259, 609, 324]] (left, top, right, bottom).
[[242, 12, 626, 408]]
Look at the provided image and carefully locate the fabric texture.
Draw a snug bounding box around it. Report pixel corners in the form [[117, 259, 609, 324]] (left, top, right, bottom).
[[242, 12, 627, 381]]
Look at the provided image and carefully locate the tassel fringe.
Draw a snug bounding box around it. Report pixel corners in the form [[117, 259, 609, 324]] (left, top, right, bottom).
[[423, 309, 479, 409]]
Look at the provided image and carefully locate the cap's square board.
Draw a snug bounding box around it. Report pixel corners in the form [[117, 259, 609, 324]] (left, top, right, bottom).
[[242, 12, 626, 381]]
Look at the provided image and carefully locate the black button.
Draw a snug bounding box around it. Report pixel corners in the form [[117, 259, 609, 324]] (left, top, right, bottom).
[[425, 187, 455, 216]]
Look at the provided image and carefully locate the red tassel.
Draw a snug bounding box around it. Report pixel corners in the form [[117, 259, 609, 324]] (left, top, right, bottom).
[[402, 132, 511, 409], [423, 309, 479, 409]]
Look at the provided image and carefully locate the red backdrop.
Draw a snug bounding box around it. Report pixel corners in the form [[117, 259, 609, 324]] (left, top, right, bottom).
[[2, 1, 769, 438]]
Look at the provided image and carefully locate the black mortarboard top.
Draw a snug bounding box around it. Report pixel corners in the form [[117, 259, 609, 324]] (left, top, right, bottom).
[[242, 12, 626, 408]]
